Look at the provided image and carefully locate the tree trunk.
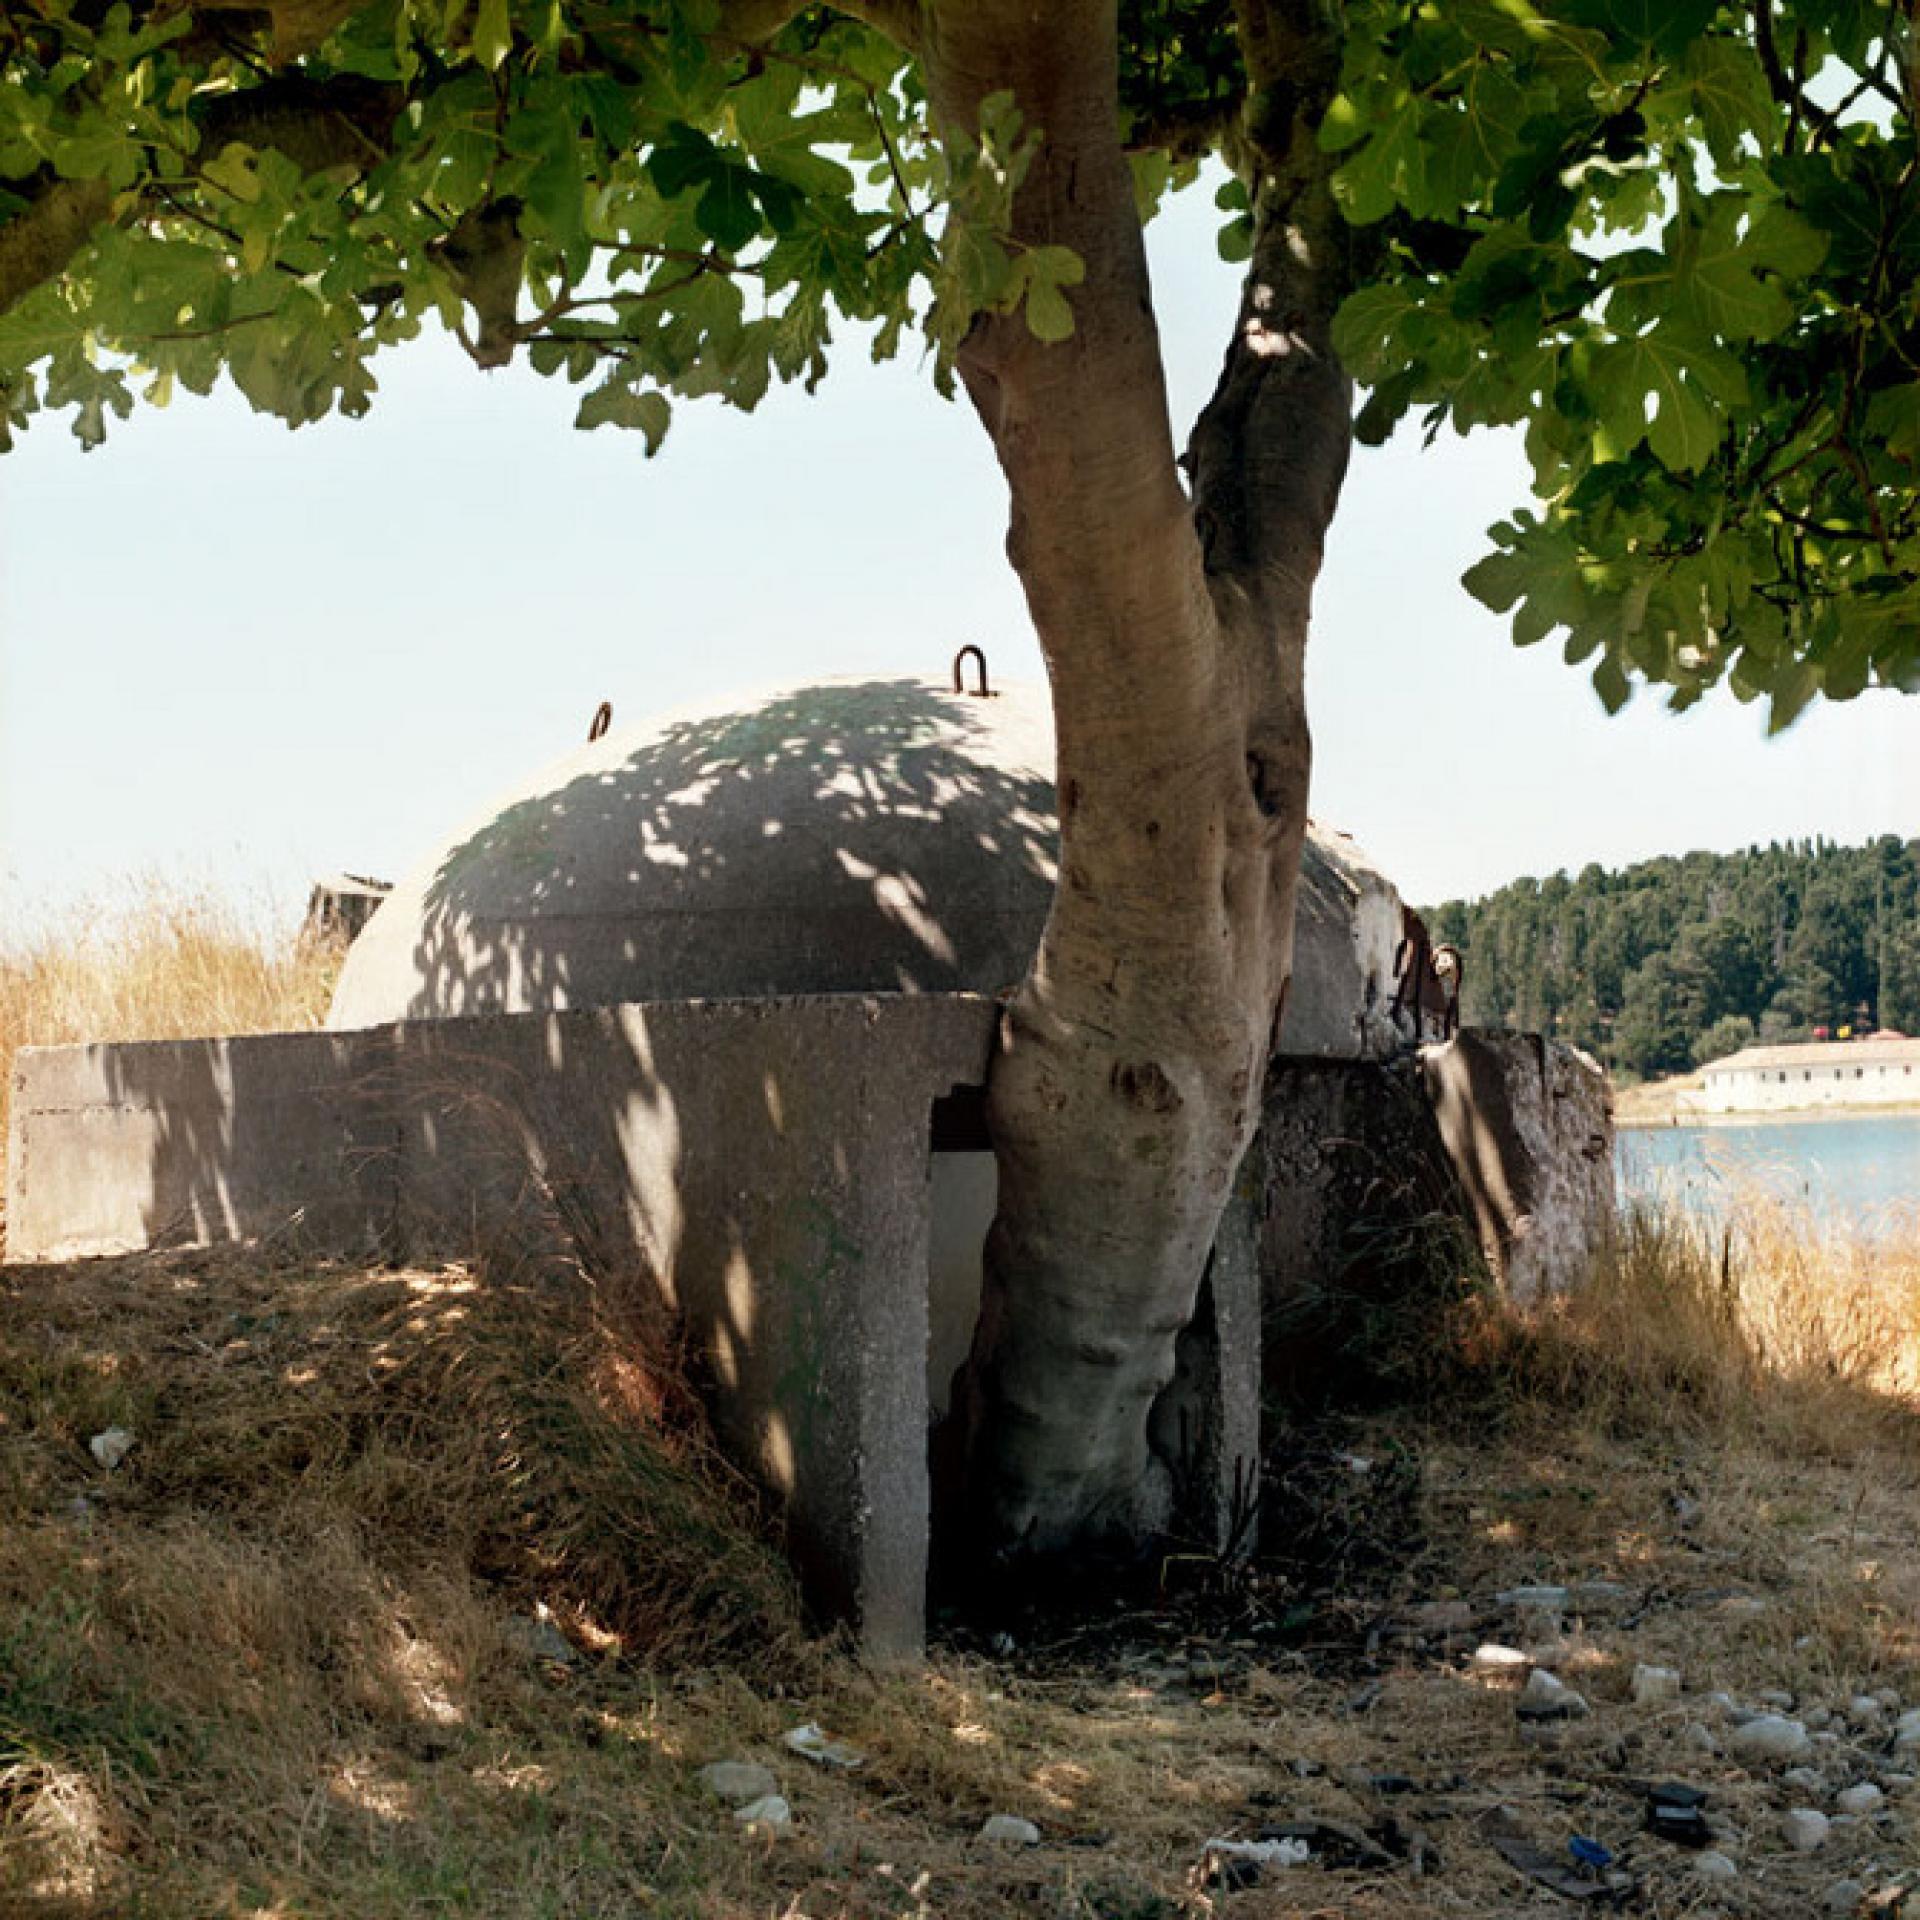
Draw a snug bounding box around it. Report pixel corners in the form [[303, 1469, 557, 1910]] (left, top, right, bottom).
[[926, 0, 1355, 1561]]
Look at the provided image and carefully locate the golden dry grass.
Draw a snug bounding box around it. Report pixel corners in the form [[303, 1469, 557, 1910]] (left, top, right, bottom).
[[0, 884, 341, 1246], [0, 1193, 1917, 1917]]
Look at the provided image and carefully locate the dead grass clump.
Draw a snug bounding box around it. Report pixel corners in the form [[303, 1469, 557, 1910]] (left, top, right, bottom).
[[1451, 1188, 1920, 1454], [0, 1249, 802, 1911]]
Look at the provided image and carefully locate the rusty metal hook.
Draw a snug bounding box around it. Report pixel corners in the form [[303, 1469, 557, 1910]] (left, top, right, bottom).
[[952, 645, 991, 698], [587, 700, 613, 742]]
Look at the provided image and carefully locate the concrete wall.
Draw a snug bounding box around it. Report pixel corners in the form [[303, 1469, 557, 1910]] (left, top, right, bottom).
[[1421, 1030, 1615, 1305], [9, 995, 999, 1658]]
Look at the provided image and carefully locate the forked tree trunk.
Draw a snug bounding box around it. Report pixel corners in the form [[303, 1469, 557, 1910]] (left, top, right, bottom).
[[925, 0, 1355, 1560]]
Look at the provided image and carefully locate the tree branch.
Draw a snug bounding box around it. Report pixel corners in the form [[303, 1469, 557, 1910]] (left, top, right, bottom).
[[0, 175, 114, 319]]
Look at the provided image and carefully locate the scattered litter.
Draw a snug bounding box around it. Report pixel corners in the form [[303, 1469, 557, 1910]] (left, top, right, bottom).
[[88, 1427, 135, 1471], [1474, 1643, 1530, 1672], [1257, 1819, 1395, 1870], [784, 1723, 866, 1769], [1200, 1835, 1310, 1887], [1645, 1781, 1712, 1849], [1569, 1836, 1614, 1870], [1480, 1806, 1634, 1902]]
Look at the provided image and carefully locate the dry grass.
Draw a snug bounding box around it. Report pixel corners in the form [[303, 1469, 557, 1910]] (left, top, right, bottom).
[[4, 890, 1920, 1912], [0, 884, 341, 1243], [0, 1191, 1917, 1916]]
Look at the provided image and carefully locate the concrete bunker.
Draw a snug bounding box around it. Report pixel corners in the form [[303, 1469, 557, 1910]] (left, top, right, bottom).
[[7, 669, 1615, 1652]]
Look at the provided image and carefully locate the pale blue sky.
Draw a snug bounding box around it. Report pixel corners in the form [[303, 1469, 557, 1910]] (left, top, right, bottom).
[[2, 181, 1915, 930]]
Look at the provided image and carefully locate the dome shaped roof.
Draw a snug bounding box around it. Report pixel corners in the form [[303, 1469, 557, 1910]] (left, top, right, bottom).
[[328, 674, 1406, 1058]]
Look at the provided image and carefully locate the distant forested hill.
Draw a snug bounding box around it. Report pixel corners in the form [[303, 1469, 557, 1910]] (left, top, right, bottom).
[[1425, 836, 1920, 1082]]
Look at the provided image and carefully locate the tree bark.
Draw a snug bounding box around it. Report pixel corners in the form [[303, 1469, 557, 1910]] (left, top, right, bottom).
[[926, 0, 1354, 1562]]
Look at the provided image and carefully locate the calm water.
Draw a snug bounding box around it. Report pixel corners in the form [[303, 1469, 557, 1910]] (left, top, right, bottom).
[[1620, 1111, 1920, 1239]]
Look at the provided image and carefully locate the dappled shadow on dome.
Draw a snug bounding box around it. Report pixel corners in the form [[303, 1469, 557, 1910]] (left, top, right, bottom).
[[382, 679, 1060, 1024]]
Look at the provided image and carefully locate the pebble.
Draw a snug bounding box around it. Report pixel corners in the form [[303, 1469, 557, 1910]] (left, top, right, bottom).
[[1784, 1766, 1826, 1792], [1632, 1663, 1681, 1706], [503, 1611, 576, 1666], [1782, 1808, 1831, 1852], [1696, 1850, 1740, 1881], [1806, 1706, 1835, 1730], [88, 1427, 135, 1471], [1836, 1783, 1885, 1817], [1850, 1694, 1884, 1723], [980, 1815, 1042, 1847], [1759, 1688, 1798, 1711], [734, 1794, 791, 1830], [1518, 1669, 1590, 1721], [1474, 1643, 1530, 1672], [1875, 1688, 1903, 1712], [1684, 1722, 1721, 1755], [1727, 1714, 1812, 1765], [1497, 1584, 1569, 1613], [1892, 1709, 1920, 1751], [700, 1761, 778, 1807], [1825, 1880, 1865, 1915]]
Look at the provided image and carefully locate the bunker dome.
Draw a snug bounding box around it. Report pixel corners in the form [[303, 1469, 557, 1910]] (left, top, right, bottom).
[[329, 672, 1406, 1057]]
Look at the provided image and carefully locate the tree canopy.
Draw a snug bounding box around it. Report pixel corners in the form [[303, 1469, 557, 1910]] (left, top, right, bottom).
[[1, 0, 1915, 728], [1429, 832, 1920, 1076]]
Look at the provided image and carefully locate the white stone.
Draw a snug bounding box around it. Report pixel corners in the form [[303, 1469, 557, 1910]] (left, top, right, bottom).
[[1631, 1664, 1681, 1706], [1474, 1643, 1530, 1672], [1825, 1880, 1865, 1915], [1850, 1694, 1883, 1722], [1783, 1767, 1826, 1793], [88, 1427, 135, 1470], [1759, 1688, 1797, 1710], [1727, 1714, 1812, 1765], [1781, 1808, 1831, 1852], [980, 1816, 1042, 1847], [1835, 1783, 1884, 1817], [734, 1794, 791, 1829], [1683, 1722, 1721, 1755], [700, 1761, 778, 1807], [1518, 1669, 1589, 1720], [1695, 1851, 1740, 1881], [1892, 1709, 1920, 1750]]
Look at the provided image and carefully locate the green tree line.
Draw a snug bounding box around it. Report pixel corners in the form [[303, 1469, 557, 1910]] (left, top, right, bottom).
[[1426, 835, 1920, 1082]]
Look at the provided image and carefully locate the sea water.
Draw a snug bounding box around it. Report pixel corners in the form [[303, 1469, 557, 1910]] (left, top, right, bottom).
[[1619, 1111, 1920, 1241]]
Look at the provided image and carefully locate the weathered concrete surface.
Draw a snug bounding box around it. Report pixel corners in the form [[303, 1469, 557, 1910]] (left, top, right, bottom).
[[1420, 1029, 1616, 1306], [8, 994, 999, 1657], [328, 676, 1405, 1061], [1243, 1057, 1473, 1403]]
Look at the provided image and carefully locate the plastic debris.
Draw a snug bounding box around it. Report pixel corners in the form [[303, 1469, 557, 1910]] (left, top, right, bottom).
[[783, 1723, 866, 1769]]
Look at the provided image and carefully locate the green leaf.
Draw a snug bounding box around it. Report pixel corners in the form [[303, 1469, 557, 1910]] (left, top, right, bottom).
[[1685, 39, 1774, 169], [575, 380, 671, 451], [471, 0, 512, 71]]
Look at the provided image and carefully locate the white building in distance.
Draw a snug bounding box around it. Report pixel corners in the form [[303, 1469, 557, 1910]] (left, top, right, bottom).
[[1699, 1036, 1920, 1115]]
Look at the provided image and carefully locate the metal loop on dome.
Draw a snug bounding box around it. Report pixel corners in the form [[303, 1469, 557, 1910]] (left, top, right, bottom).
[[952, 645, 991, 698], [587, 700, 613, 742]]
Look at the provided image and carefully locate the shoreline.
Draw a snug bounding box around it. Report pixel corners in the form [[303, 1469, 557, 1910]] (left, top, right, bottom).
[[1616, 1097, 1920, 1131]]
